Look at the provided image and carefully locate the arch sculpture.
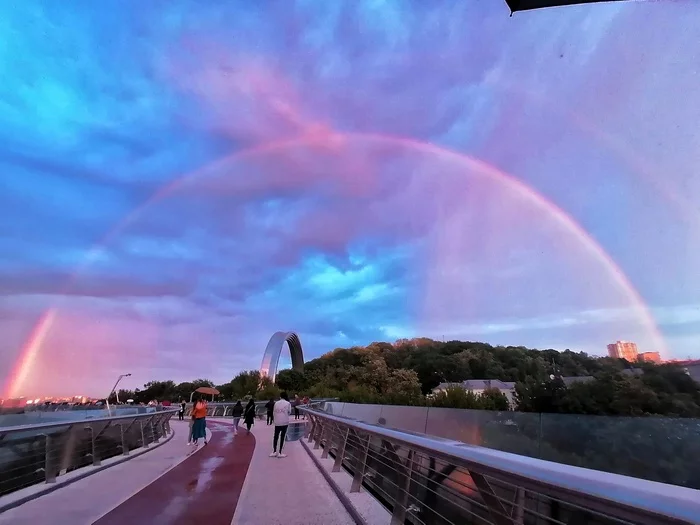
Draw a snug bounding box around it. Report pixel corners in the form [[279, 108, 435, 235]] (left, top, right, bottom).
[[259, 331, 304, 382]]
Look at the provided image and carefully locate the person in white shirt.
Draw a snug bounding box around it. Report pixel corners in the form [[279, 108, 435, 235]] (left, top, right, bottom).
[[270, 392, 291, 458]]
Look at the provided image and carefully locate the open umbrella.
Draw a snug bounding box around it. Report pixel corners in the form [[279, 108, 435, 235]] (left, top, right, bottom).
[[505, 0, 629, 13], [191, 386, 220, 402]]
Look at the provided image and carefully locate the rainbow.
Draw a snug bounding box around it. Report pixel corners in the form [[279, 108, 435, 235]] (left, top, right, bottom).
[[4, 131, 666, 398]]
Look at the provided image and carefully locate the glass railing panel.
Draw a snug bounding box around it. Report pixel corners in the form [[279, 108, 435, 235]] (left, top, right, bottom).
[[539, 412, 700, 490]]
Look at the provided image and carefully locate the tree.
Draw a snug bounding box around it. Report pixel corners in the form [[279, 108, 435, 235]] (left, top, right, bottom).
[[135, 381, 176, 403], [385, 369, 423, 405], [173, 379, 215, 402], [514, 377, 568, 413], [479, 387, 510, 411], [258, 376, 281, 400], [431, 387, 483, 409], [234, 371, 264, 399], [430, 386, 510, 410], [275, 369, 308, 394], [108, 389, 136, 404]]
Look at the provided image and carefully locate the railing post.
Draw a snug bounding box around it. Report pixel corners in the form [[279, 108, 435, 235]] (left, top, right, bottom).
[[89, 423, 101, 466], [470, 471, 514, 525], [333, 427, 350, 472], [306, 416, 316, 441], [119, 424, 129, 456], [391, 449, 415, 525], [140, 420, 148, 448], [513, 487, 525, 525], [350, 433, 371, 493], [150, 416, 160, 444], [313, 419, 324, 450], [321, 422, 333, 459], [59, 424, 78, 476], [44, 433, 57, 483]]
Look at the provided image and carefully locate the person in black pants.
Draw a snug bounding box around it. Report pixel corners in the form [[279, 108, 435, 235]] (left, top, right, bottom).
[[270, 392, 291, 458], [265, 398, 275, 425], [178, 399, 186, 421], [293, 394, 300, 420], [243, 398, 256, 434]]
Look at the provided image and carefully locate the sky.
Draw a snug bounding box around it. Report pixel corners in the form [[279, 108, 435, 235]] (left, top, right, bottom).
[[1, 0, 700, 398]]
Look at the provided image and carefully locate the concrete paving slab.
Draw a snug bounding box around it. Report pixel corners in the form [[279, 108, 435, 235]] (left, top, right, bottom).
[[227, 418, 355, 525], [302, 438, 390, 525]]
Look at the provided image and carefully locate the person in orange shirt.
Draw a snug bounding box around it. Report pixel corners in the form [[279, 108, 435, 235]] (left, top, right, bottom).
[[190, 397, 208, 446]]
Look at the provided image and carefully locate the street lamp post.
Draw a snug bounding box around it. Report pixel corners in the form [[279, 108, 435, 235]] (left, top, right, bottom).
[[106, 373, 131, 416]]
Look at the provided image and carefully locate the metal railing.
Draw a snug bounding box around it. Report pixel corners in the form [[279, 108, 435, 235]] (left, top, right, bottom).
[[180, 401, 271, 418], [0, 409, 178, 497], [302, 407, 700, 525], [319, 402, 700, 490], [183, 398, 336, 418]]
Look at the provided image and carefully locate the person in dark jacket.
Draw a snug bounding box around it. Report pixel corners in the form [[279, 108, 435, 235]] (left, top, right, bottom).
[[243, 398, 256, 434], [178, 399, 186, 421], [265, 398, 275, 425], [293, 394, 300, 420], [231, 400, 243, 435]]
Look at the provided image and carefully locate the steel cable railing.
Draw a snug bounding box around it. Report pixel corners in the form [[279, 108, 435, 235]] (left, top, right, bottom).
[[0, 409, 177, 498], [301, 406, 700, 525]]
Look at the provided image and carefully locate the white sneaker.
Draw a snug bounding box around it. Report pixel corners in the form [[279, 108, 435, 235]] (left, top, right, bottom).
[[277, 453, 287, 458], [269, 451, 278, 457]]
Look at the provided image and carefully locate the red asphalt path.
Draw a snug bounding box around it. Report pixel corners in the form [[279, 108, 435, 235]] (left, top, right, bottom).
[[93, 420, 255, 525]]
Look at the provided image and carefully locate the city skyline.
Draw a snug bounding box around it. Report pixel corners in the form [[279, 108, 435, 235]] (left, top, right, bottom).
[[1, 1, 700, 398]]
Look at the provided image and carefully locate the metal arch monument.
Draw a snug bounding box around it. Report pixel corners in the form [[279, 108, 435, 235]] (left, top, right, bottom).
[[259, 331, 304, 382]]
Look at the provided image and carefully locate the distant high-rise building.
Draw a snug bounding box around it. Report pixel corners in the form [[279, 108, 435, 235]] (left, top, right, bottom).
[[638, 351, 661, 364], [607, 341, 639, 362]]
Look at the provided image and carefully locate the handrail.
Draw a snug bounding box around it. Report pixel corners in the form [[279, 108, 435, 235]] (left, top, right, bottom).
[[301, 406, 700, 525]]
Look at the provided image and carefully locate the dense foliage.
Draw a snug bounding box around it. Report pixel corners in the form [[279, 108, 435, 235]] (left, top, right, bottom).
[[278, 338, 700, 417]]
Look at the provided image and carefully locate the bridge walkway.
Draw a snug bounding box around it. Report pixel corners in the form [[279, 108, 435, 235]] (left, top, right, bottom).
[[225, 417, 355, 525], [0, 416, 356, 525]]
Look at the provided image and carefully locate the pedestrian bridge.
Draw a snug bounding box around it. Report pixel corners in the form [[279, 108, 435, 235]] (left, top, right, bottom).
[[0, 402, 698, 525]]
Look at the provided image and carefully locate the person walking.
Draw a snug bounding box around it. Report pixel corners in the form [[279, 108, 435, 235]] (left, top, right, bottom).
[[265, 398, 275, 425], [293, 394, 300, 420], [270, 392, 291, 458], [243, 398, 256, 434], [191, 397, 208, 446], [302, 396, 310, 420], [231, 400, 243, 435], [178, 399, 186, 421]]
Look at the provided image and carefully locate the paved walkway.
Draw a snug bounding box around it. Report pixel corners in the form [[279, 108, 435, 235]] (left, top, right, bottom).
[[0, 417, 356, 525], [93, 419, 254, 525], [230, 418, 355, 525], [0, 420, 206, 525]]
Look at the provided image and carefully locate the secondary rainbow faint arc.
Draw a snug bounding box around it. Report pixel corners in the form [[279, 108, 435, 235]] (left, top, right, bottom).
[[4, 131, 667, 398]]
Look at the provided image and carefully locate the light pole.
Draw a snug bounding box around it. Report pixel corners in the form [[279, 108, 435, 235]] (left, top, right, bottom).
[[106, 373, 131, 416]]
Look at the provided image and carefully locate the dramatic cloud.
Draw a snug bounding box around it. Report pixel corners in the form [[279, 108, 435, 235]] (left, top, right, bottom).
[[1, 1, 699, 397]]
